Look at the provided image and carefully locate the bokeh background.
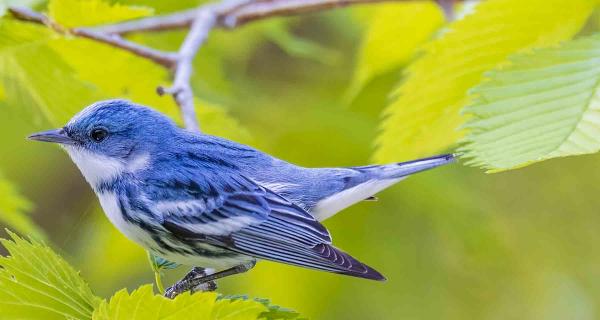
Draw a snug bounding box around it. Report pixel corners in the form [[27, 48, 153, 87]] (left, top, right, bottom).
[[2, 0, 600, 319]]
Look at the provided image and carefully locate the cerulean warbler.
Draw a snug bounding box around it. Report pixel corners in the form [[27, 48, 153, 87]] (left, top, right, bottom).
[[29, 100, 454, 295]]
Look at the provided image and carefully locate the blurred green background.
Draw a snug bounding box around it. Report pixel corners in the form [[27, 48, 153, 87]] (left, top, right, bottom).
[[2, 0, 600, 319]]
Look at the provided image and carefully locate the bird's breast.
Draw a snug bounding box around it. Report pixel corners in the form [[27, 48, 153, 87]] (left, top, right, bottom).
[[97, 191, 156, 248]]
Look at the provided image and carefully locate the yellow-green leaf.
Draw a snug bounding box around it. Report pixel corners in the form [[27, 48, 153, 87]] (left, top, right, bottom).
[[212, 298, 270, 320], [0, 20, 100, 124], [0, 231, 102, 320], [92, 285, 267, 320], [346, 1, 445, 101], [460, 34, 600, 171], [48, 0, 153, 28], [74, 209, 148, 294], [50, 38, 251, 141], [375, 0, 596, 162], [0, 175, 46, 240], [262, 20, 340, 65], [197, 100, 252, 143], [49, 37, 179, 120]]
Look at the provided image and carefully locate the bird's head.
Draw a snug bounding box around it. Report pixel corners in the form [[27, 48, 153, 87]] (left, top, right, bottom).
[[28, 99, 178, 186]]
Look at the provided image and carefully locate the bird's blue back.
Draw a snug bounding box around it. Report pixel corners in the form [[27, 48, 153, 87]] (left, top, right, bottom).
[[151, 132, 369, 212]]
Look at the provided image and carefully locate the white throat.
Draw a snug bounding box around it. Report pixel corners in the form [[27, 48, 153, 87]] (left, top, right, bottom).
[[63, 146, 149, 187]]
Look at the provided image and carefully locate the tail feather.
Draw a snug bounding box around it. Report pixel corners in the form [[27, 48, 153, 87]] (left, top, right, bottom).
[[311, 154, 455, 221], [313, 243, 386, 281]]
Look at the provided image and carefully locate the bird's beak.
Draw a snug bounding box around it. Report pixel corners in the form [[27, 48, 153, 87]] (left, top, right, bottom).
[[27, 128, 75, 145]]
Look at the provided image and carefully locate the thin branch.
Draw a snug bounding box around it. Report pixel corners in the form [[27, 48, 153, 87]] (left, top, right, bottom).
[[10, 0, 450, 132], [8, 5, 48, 24], [435, 0, 454, 21], [8, 7, 177, 68], [157, 0, 253, 131], [224, 0, 404, 27], [72, 29, 177, 67], [91, 9, 199, 35], [89, 0, 404, 35]]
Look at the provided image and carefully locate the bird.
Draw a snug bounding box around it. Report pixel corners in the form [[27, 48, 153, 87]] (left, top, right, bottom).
[[28, 99, 455, 297]]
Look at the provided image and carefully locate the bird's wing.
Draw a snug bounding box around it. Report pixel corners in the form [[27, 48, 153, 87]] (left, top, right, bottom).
[[157, 173, 384, 280]]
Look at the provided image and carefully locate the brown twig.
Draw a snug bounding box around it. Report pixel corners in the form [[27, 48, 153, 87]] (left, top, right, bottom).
[[226, 0, 405, 27], [87, 0, 406, 35], [72, 29, 178, 68], [9, 0, 453, 131], [8, 7, 177, 68], [435, 0, 454, 21]]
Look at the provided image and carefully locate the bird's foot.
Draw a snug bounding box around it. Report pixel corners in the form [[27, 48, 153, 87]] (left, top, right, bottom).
[[164, 280, 217, 299], [164, 261, 256, 299], [164, 267, 217, 299]]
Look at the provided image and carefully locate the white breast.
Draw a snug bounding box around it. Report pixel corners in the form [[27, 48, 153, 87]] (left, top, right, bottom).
[[311, 178, 404, 221], [97, 191, 154, 247]]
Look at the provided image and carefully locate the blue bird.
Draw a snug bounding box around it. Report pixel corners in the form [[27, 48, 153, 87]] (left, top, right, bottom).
[[28, 100, 454, 297]]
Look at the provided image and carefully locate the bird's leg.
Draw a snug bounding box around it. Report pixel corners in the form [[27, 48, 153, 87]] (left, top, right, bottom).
[[164, 261, 256, 299], [190, 268, 217, 293], [164, 267, 217, 298]]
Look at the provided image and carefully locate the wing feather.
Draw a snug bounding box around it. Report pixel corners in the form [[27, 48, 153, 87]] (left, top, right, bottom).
[[158, 173, 384, 280]]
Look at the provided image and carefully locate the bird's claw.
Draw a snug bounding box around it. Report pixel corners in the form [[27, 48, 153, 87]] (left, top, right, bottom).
[[165, 266, 217, 299], [192, 280, 217, 292], [163, 280, 217, 299], [164, 285, 178, 299]]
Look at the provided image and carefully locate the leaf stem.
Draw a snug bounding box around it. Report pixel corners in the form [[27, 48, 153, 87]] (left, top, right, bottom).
[[147, 251, 165, 294]]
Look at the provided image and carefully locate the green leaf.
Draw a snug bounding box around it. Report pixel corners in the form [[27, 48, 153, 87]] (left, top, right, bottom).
[[222, 296, 302, 320], [48, 0, 153, 28], [212, 298, 270, 320], [0, 231, 102, 320], [50, 38, 251, 142], [197, 100, 252, 143], [92, 285, 267, 320], [460, 34, 600, 171], [0, 20, 101, 124], [0, 174, 46, 240], [375, 0, 596, 162], [346, 1, 445, 102], [49, 37, 180, 121], [73, 210, 148, 295], [262, 21, 340, 65]]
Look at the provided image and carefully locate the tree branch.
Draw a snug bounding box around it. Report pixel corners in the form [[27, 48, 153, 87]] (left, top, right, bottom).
[[435, 0, 454, 21], [157, 0, 253, 131], [91, 9, 200, 35], [8, 7, 178, 68], [89, 0, 406, 35], [225, 0, 408, 27], [73, 29, 178, 68], [9, 0, 454, 132]]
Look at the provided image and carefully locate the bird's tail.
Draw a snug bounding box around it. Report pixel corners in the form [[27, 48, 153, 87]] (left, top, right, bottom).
[[311, 154, 455, 221], [312, 243, 386, 281]]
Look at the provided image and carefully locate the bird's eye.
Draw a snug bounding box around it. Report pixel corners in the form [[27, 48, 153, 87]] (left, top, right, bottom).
[[90, 128, 108, 142]]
